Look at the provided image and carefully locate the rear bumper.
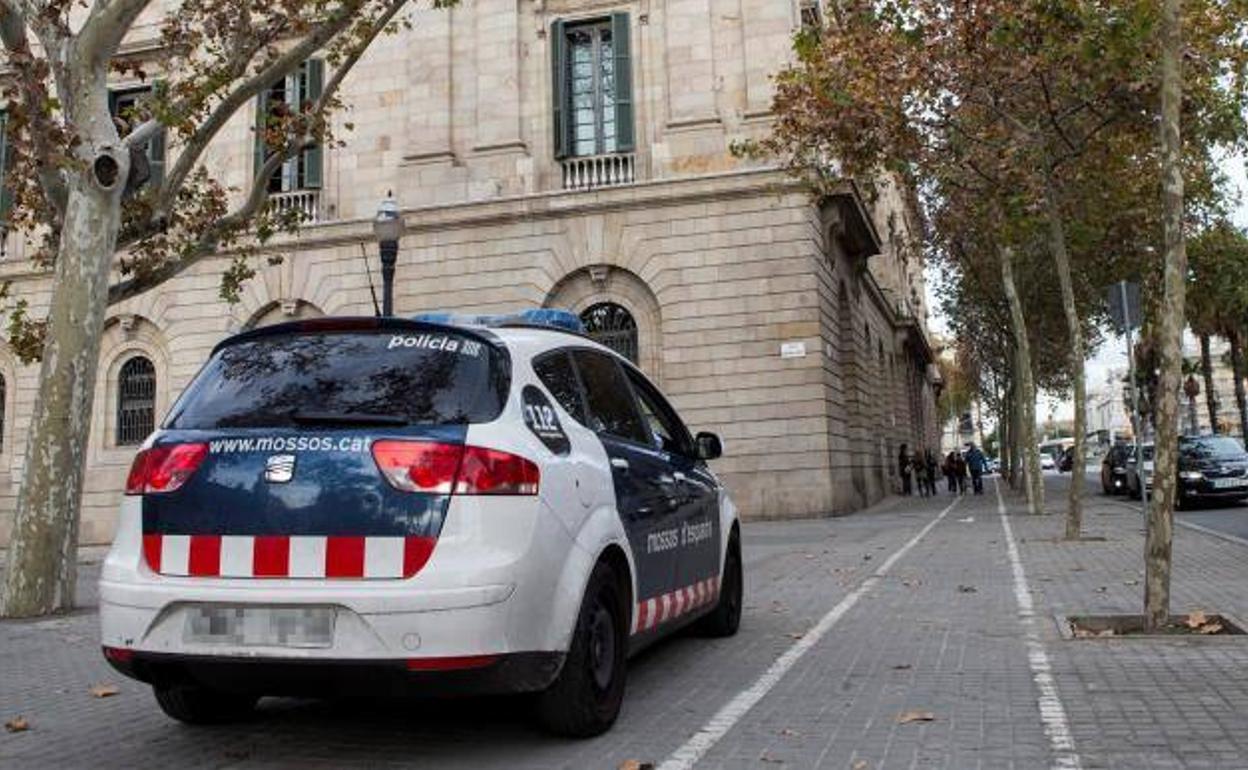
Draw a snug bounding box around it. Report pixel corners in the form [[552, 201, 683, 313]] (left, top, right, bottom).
[[104, 648, 564, 696]]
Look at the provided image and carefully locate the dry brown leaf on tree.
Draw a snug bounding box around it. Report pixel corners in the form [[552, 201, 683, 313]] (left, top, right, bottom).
[[896, 710, 936, 724], [89, 684, 120, 698], [4, 716, 30, 733]]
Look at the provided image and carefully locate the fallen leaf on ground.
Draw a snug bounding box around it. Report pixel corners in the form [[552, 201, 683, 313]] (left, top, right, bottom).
[[896, 710, 936, 724], [1186, 610, 1208, 629], [891, 664, 912, 670], [4, 717, 29, 733], [759, 755, 784, 764], [1123, 580, 1139, 586], [957, 585, 977, 593], [901, 579, 921, 588], [1200, 621, 1224, 635], [852, 761, 869, 770], [1097, 629, 1115, 638], [618, 761, 654, 770], [957, 516, 974, 523], [787, 632, 805, 640], [863, 554, 874, 561], [1095, 586, 1108, 593], [89, 684, 120, 698], [1071, 567, 1086, 572], [779, 728, 801, 737], [804, 553, 816, 560]]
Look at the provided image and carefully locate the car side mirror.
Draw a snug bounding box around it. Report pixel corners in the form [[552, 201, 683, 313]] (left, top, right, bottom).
[[695, 431, 722, 461]]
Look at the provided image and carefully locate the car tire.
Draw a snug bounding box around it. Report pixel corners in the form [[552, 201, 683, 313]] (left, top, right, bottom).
[[153, 684, 258, 724], [697, 532, 743, 638], [535, 561, 628, 738]]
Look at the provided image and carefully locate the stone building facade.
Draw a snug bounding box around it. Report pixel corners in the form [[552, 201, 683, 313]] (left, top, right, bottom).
[[0, 0, 939, 545]]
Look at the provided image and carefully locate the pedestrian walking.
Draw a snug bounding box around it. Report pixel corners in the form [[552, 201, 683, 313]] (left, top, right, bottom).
[[912, 450, 927, 497], [965, 442, 987, 495], [898, 443, 913, 496], [924, 450, 938, 496], [944, 451, 958, 494], [954, 451, 968, 495]]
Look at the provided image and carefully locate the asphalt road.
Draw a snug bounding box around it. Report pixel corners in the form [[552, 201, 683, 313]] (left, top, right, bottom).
[[1070, 466, 1248, 544]]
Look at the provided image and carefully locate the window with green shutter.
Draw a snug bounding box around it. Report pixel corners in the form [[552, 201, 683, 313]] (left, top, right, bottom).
[[109, 86, 166, 191], [255, 59, 324, 192], [551, 13, 634, 159]]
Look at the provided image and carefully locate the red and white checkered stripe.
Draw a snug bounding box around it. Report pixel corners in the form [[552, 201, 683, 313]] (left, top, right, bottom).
[[631, 575, 721, 635], [141, 534, 435, 579]]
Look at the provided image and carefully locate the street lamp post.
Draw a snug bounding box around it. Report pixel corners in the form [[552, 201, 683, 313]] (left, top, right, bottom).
[[373, 192, 405, 316]]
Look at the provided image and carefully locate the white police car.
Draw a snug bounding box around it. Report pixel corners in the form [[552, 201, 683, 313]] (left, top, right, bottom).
[[99, 310, 742, 736]]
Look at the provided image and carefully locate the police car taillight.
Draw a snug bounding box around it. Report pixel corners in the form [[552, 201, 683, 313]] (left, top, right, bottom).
[[371, 441, 539, 496], [124, 443, 209, 495]]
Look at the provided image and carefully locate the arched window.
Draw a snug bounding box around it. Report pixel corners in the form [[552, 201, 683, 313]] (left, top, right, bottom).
[[581, 302, 638, 363], [117, 356, 156, 446]]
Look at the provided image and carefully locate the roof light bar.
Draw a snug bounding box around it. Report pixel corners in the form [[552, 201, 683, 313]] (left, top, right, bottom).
[[411, 308, 585, 334]]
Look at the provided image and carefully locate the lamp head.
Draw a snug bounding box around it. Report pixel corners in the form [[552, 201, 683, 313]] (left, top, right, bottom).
[[373, 191, 404, 243]]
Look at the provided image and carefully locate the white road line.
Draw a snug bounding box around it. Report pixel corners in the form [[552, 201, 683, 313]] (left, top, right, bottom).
[[994, 479, 1082, 770], [657, 496, 961, 770]]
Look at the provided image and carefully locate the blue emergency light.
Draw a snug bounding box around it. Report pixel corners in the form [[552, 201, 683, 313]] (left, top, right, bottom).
[[412, 308, 586, 334]]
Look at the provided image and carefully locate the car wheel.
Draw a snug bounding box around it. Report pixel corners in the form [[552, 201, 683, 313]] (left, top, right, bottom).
[[535, 560, 628, 738], [153, 684, 258, 725], [697, 533, 742, 638]]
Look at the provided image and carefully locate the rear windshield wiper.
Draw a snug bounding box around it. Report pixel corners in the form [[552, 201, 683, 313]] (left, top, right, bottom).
[[290, 410, 409, 427]]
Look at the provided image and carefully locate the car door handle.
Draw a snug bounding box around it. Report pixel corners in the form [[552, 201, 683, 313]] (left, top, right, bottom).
[[610, 458, 630, 471]]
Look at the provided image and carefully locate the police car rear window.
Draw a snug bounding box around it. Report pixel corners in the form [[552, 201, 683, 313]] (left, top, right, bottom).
[[165, 331, 508, 429]]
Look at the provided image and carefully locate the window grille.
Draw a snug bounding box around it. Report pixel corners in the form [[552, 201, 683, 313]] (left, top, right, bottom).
[[581, 302, 639, 364], [117, 356, 156, 446]]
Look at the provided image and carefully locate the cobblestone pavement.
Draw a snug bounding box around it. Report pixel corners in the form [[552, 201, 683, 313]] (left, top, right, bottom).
[[3, 479, 1248, 769]]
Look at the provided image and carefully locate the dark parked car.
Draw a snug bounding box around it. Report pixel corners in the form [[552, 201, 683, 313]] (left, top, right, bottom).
[[1125, 436, 1248, 508], [1101, 444, 1131, 495], [1174, 435, 1248, 508]]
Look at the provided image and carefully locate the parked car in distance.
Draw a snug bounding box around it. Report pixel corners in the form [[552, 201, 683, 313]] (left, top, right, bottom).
[[1126, 443, 1154, 500], [1040, 453, 1056, 471], [1101, 444, 1131, 495]]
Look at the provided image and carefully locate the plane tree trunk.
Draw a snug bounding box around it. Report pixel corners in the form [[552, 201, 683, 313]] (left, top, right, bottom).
[[1042, 170, 1085, 538], [1000, 245, 1043, 513], [1144, 0, 1185, 633], [2, 165, 126, 616]]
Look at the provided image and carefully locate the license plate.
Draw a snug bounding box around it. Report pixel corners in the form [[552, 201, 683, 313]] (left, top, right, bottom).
[[1212, 477, 1247, 490], [184, 605, 336, 648]]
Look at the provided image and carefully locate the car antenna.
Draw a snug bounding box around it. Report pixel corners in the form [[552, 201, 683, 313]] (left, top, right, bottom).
[[359, 241, 382, 318]]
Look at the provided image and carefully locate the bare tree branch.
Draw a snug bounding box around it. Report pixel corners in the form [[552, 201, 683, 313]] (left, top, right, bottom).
[[150, 0, 372, 225], [77, 0, 153, 65], [108, 0, 409, 306]]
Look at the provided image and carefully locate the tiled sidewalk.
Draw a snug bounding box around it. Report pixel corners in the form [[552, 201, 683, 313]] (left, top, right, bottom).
[[2, 481, 1248, 769]]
